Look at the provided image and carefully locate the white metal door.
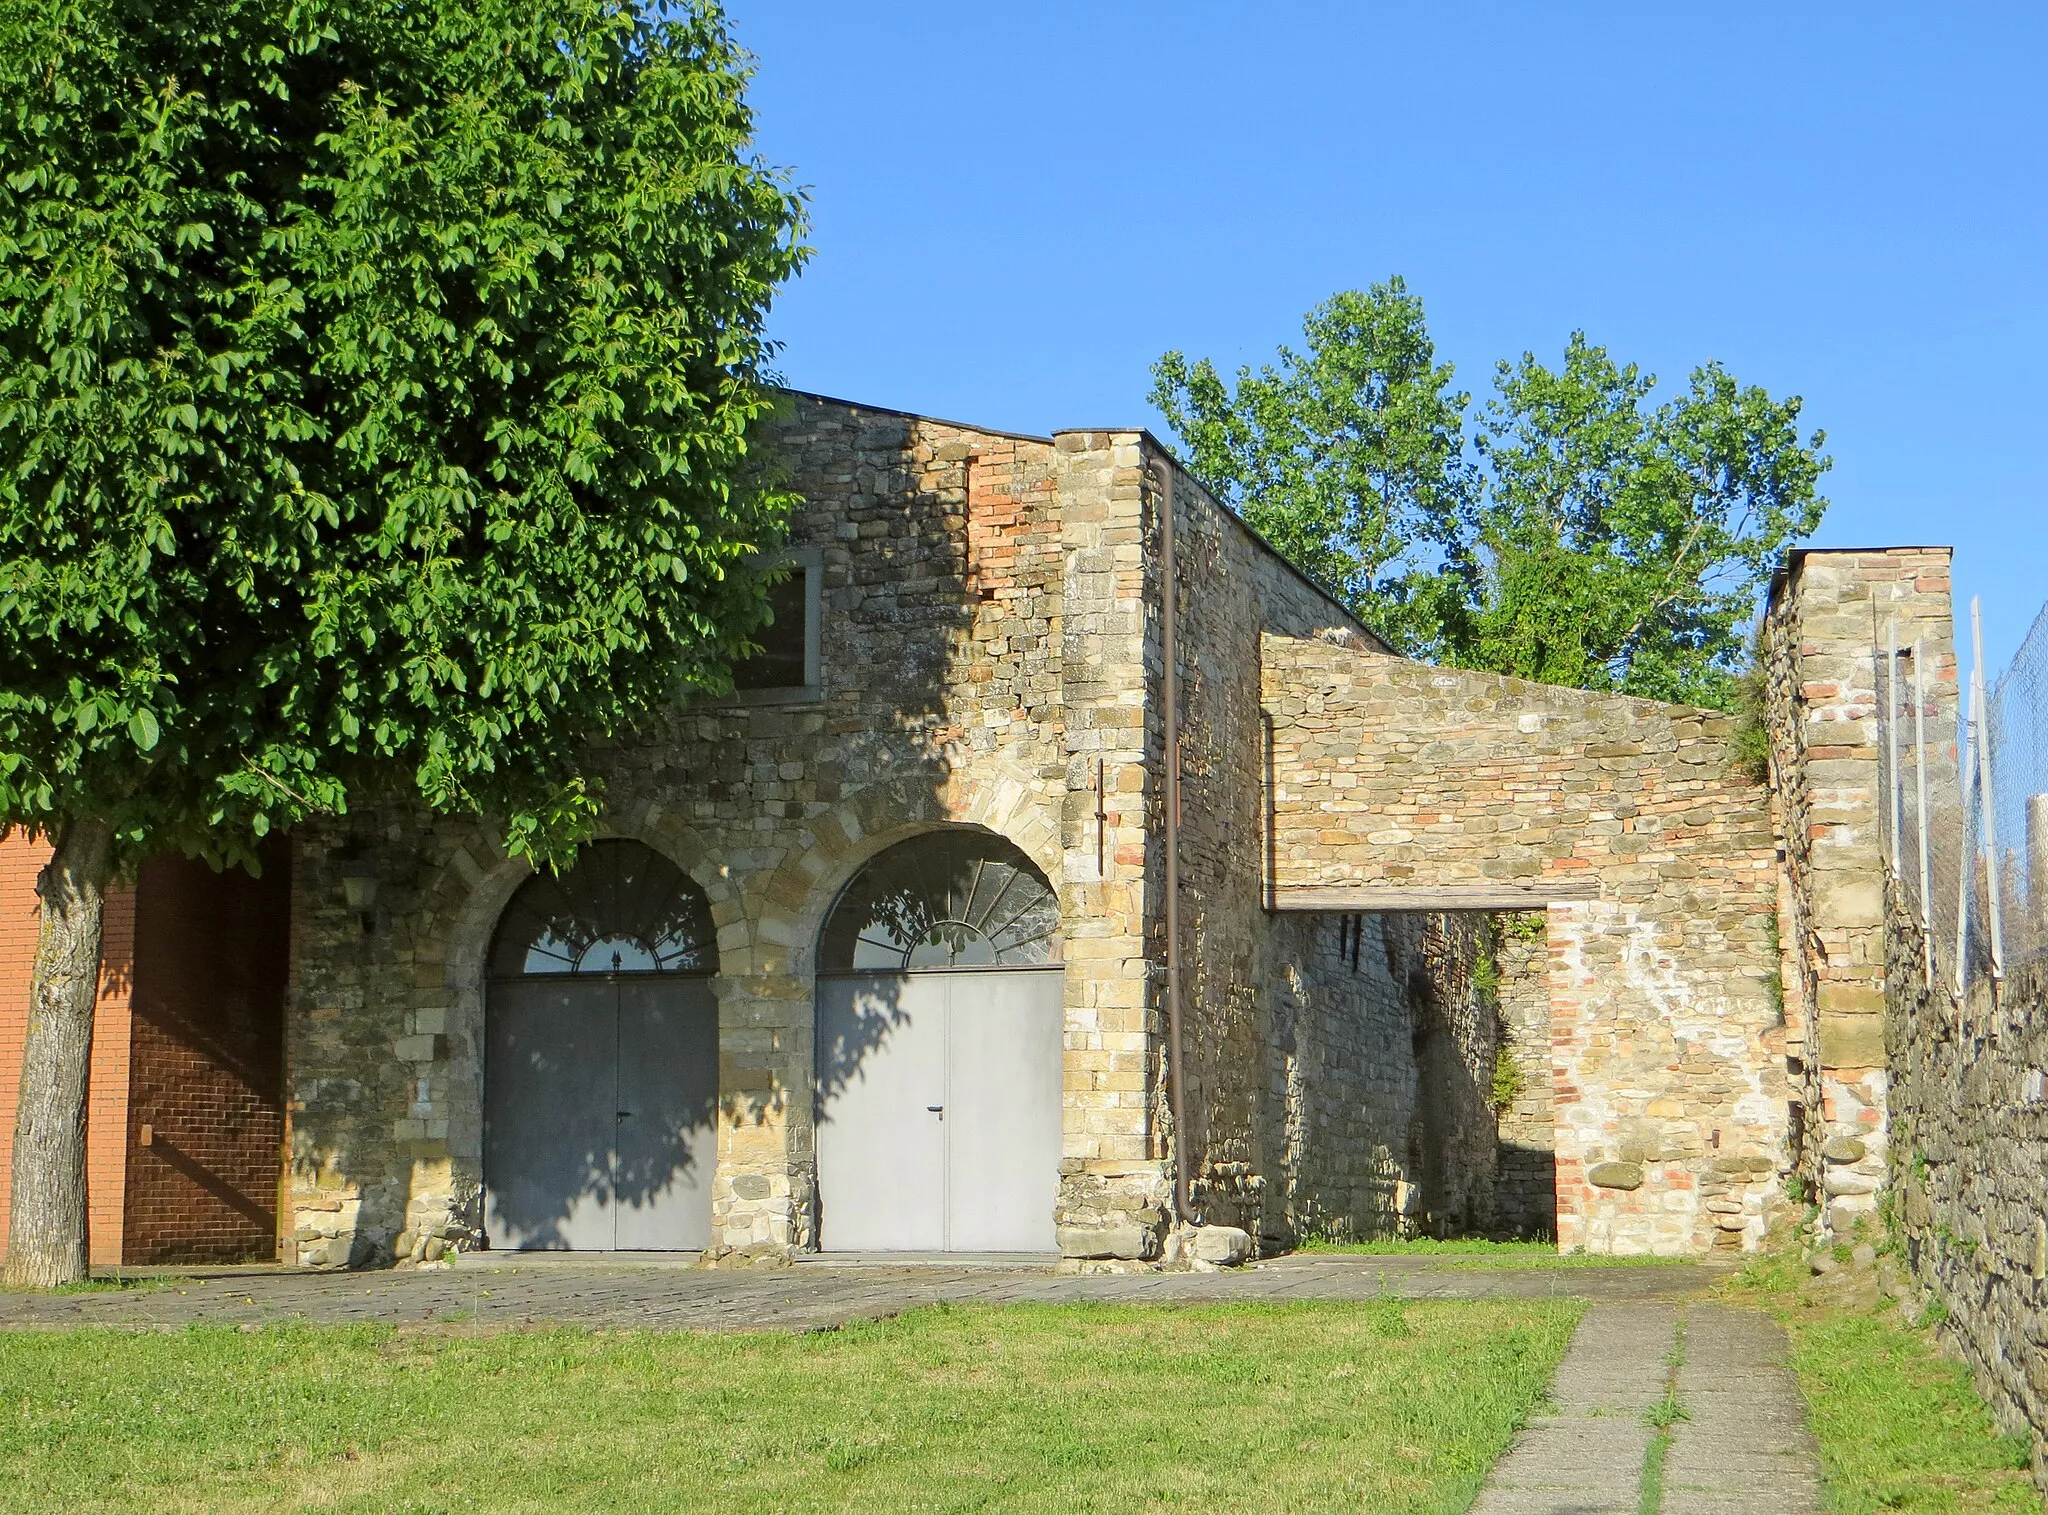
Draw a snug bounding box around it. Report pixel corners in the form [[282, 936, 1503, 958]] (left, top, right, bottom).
[[484, 979, 617, 1250], [814, 968, 1061, 1251], [485, 977, 716, 1250], [945, 970, 1063, 1252], [815, 975, 947, 1250]]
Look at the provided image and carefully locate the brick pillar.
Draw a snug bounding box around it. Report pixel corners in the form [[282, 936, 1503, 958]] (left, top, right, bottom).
[[1766, 546, 1957, 1235]]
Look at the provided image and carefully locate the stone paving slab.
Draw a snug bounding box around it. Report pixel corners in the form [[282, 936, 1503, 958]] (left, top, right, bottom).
[[1469, 1302, 1677, 1515], [1469, 1301, 1824, 1515], [1664, 1307, 1822, 1515], [0, 1254, 1726, 1333]]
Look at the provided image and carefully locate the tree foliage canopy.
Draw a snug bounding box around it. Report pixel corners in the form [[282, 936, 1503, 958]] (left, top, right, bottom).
[[1150, 280, 1474, 657], [1152, 282, 1830, 709], [0, 0, 807, 868]]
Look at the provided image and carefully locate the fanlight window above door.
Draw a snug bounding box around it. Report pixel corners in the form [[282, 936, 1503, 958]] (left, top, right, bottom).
[[820, 832, 1060, 972], [491, 840, 716, 977]]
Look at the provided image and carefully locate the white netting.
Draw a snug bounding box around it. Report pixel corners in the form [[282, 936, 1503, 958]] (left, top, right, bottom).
[[1880, 597, 2048, 994]]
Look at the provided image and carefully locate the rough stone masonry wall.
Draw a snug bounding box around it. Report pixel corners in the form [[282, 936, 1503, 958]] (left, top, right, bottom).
[[1383, 911, 1502, 1237], [286, 397, 1176, 1266], [1257, 911, 1416, 1244], [1762, 547, 1957, 1236], [1253, 908, 1545, 1248], [1263, 637, 1785, 1254], [1885, 883, 2048, 1482], [1490, 914, 1558, 1238], [1143, 455, 1373, 1238]]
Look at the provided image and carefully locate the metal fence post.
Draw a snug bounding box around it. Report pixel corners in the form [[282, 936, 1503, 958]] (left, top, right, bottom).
[[2030, 793, 2048, 932], [1914, 638, 1934, 988], [1973, 598, 2005, 982], [1887, 617, 1901, 868], [1955, 677, 1976, 1000]]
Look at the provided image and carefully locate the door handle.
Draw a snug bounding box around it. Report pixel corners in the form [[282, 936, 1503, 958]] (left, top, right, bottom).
[[616, 1110, 633, 1120], [926, 1105, 944, 1119]]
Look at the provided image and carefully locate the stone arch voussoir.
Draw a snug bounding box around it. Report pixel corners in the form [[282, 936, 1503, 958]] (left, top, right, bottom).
[[746, 762, 1064, 982]]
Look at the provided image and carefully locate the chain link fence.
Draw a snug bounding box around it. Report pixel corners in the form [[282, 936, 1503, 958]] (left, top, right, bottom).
[[1880, 595, 2048, 996]]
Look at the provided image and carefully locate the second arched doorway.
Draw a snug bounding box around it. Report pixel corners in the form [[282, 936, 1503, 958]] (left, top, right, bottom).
[[483, 840, 719, 1251], [814, 830, 1063, 1254]]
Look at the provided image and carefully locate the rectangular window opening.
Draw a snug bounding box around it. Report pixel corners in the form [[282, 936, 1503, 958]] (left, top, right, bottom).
[[728, 548, 822, 699]]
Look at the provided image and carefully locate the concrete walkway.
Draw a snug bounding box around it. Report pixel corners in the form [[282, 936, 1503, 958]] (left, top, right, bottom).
[[0, 1252, 1720, 1332], [1471, 1302, 1822, 1515]]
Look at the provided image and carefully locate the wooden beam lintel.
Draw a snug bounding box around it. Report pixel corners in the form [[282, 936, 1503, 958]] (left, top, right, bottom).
[[1269, 883, 1600, 912]]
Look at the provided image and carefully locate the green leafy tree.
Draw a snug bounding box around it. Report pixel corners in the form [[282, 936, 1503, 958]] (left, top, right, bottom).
[[1152, 287, 1829, 705], [1465, 335, 1828, 706], [1149, 280, 1476, 655], [0, 0, 806, 1286]]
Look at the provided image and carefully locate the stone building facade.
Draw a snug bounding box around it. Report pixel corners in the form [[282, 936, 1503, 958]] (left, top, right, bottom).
[[278, 395, 1389, 1267], [0, 394, 1944, 1268]]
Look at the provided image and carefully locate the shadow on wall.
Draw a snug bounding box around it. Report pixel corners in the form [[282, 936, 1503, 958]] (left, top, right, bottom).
[[1391, 911, 1559, 1243], [1393, 912, 1501, 1238]]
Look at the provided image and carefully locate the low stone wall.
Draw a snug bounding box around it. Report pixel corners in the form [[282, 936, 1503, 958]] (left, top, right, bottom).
[[1886, 884, 2048, 1479]]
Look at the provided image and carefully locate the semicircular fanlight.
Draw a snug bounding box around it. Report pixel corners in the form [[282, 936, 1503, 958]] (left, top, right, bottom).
[[820, 831, 1060, 972], [490, 840, 716, 977]]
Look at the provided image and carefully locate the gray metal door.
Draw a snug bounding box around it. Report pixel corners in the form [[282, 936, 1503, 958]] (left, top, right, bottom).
[[485, 977, 716, 1250], [613, 978, 718, 1250], [484, 979, 618, 1250], [814, 968, 1061, 1252]]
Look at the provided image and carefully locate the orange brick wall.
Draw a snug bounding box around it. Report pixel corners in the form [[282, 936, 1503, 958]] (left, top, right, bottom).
[[0, 833, 135, 1267]]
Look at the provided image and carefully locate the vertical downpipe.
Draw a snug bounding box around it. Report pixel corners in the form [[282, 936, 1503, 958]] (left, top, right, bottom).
[[1154, 460, 1192, 1228]]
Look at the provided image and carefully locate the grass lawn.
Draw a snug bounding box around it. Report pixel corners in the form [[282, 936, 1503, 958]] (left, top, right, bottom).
[[1724, 1259, 2036, 1513], [0, 1298, 1580, 1515], [1292, 1236, 1689, 1268]]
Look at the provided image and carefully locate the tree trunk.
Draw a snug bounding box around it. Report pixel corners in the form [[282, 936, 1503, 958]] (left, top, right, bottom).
[[4, 817, 114, 1290]]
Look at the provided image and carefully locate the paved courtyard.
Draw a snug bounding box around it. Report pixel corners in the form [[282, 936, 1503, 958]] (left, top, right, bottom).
[[2, 1251, 1724, 1333]]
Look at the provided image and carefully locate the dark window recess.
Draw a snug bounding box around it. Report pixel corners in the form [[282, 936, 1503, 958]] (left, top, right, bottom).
[[731, 576, 809, 690]]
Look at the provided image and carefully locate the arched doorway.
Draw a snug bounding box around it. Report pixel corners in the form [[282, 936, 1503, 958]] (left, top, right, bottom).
[[814, 830, 1062, 1253], [483, 840, 718, 1251]]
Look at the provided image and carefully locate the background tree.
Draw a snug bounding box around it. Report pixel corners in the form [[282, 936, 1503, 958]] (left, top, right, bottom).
[[1466, 335, 1828, 705], [1150, 280, 1476, 655], [1152, 286, 1829, 705], [0, 0, 806, 1287]]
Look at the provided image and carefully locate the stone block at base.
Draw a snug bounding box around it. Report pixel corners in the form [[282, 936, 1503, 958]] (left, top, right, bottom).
[[1189, 1225, 1253, 1267], [1057, 1224, 1158, 1261]]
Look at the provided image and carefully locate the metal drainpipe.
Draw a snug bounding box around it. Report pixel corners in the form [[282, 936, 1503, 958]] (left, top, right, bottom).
[[1153, 459, 1193, 1229]]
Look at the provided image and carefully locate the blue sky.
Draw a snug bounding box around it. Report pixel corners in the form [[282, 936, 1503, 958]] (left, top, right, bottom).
[[731, 3, 2046, 670]]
